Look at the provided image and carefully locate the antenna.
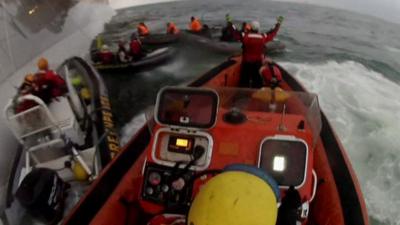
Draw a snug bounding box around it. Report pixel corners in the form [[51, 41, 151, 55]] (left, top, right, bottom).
[[269, 87, 277, 112], [278, 104, 287, 132]]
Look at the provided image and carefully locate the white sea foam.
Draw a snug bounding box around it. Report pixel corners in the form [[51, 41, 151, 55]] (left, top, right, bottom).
[[281, 60, 400, 225], [384, 46, 400, 53], [156, 58, 187, 78]]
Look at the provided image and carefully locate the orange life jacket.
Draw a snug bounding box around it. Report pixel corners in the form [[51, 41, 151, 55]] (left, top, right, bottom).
[[137, 24, 149, 36], [167, 22, 180, 34], [190, 19, 202, 32]]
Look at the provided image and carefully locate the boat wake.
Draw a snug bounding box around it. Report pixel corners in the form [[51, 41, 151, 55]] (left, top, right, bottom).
[[281, 60, 400, 225]]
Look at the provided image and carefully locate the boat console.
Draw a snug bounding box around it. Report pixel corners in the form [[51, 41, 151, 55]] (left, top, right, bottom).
[[151, 128, 213, 169], [140, 87, 218, 211], [139, 87, 321, 223], [141, 163, 194, 206]]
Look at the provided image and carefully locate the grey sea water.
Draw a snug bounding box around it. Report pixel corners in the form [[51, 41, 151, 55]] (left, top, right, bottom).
[[98, 0, 400, 224]]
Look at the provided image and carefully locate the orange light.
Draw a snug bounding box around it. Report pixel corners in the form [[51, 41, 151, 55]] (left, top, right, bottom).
[[176, 138, 189, 148]]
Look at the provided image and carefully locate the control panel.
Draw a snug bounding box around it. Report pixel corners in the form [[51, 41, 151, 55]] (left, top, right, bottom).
[[152, 128, 213, 171], [141, 163, 194, 207]]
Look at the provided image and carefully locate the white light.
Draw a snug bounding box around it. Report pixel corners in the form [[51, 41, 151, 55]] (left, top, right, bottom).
[[273, 156, 286, 172], [28, 6, 38, 15]]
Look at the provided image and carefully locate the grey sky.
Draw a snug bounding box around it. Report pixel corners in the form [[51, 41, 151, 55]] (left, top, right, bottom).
[[272, 0, 400, 23]]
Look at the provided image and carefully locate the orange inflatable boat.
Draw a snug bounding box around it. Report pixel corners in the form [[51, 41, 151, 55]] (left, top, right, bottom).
[[63, 56, 369, 225]]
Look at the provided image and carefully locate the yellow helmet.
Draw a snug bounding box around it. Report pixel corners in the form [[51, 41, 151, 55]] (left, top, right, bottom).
[[37, 57, 49, 70], [188, 168, 279, 225]]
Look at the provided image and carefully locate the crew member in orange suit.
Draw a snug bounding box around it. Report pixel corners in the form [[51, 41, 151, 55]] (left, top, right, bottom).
[[166, 22, 180, 34], [137, 22, 150, 36], [189, 16, 202, 32]]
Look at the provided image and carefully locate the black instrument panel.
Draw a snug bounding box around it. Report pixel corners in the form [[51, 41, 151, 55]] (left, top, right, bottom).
[[141, 163, 194, 208]]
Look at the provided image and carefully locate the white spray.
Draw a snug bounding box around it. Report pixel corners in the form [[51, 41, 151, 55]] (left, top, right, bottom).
[[281, 60, 400, 225]]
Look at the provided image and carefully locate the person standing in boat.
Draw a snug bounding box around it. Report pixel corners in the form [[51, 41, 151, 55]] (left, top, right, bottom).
[[166, 22, 180, 34], [221, 14, 237, 42], [137, 22, 150, 36], [129, 34, 145, 61], [241, 22, 252, 33], [33, 58, 67, 104], [189, 16, 202, 32], [238, 16, 284, 88]]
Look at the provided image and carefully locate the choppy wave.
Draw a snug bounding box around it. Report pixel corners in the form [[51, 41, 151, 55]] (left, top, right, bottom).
[[281, 60, 400, 225]]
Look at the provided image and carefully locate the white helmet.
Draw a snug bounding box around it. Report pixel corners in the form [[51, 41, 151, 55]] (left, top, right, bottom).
[[251, 21, 260, 31], [101, 44, 109, 51]]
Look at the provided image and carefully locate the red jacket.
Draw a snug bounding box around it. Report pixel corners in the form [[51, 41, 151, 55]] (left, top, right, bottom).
[[98, 51, 114, 64], [240, 23, 280, 63], [260, 63, 282, 87], [130, 40, 142, 56], [34, 70, 67, 103]]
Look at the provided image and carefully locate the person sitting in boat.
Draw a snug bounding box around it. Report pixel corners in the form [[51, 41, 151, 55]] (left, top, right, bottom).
[[220, 21, 238, 42], [71, 75, 92, 105], [117, 40, 131, 63], [129, 34, 145, 61], [33, 58, 67, 104], [97, 45, 115, 65], [189, 16, 202, 32], [19, 74, 35, 95], [241, 22, 252, 33], [14, 74, 38, 113], [238, 16, 284, 88], [259, 58, 283, 89], [137, 22, 150, 36], [166, 22, 180, 34], [225, 13, 232, 23]]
